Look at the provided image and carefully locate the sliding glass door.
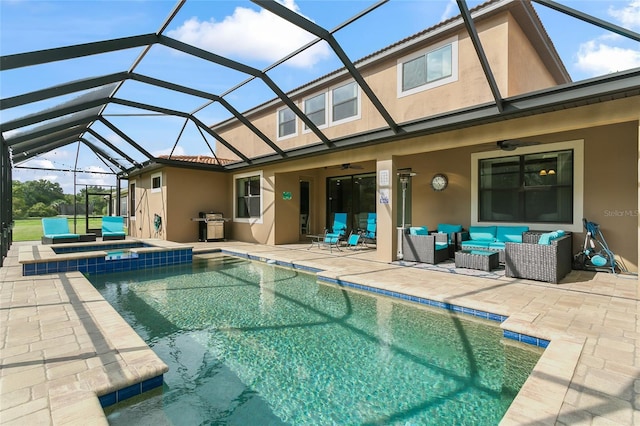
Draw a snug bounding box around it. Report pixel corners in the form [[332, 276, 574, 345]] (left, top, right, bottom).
[[326, 173, 376, 232]]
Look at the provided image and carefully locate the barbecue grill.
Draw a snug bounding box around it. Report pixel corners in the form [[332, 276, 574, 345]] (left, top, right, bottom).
[[192, 212, 227, 241]]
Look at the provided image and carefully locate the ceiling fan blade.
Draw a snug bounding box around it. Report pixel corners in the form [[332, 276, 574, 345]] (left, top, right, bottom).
[[497, 140, 541, 151]]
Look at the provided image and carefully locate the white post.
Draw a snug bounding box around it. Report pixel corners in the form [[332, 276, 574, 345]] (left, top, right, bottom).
[[396, 170, 416, 260]]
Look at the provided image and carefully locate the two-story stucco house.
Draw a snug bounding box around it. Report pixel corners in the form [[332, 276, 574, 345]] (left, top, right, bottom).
[[127, 0, 639, 271]]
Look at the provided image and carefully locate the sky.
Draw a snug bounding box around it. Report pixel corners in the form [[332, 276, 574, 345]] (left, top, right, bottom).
[[1, 0, 639, 194]]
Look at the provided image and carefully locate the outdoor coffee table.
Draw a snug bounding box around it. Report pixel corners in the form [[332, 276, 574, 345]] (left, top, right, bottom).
[[454, 249, 499, 272], [306, 234, 325, 250]]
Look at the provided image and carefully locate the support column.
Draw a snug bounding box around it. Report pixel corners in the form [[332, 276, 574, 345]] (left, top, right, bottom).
[[637, 119, 640, 272], [375, 157, 398, 263]]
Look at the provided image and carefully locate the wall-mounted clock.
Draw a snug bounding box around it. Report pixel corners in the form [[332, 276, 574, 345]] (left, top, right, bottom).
[[431, 173, 448, 191]]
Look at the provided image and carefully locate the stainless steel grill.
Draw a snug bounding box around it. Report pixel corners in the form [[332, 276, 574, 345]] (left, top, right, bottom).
[[193, 212, 227, 241]]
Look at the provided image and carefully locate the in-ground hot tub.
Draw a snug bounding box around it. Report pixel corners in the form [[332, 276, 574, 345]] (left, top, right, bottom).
[[19, 239, 193, 276]]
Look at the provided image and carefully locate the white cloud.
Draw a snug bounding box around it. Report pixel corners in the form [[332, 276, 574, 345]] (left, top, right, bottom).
[[166, 0, 330, 68], [575, 38, 640, 76], [608, 0, 640, 30], [151, 145, 186, 157], [27, 159, 55, 169], [440, 0, 458, 22]]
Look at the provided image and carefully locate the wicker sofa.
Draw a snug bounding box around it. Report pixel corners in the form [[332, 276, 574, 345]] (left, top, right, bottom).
[[504, 232, 573, 283], [458, 225, 530, 263], [402, 227, 449, 264]]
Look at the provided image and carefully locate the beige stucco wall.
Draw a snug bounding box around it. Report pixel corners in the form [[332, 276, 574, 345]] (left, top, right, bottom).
[[507, 13, 556, 94], [164, 168, 230, 243], [214, 9, 558, 162], [128, 167, 230, 243], [128, 171, 165, 240]]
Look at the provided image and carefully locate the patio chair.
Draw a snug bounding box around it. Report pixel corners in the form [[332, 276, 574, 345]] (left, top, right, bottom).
[[345, 231, 364, 250], [504, 232, 572, 283], [323, 229, 342, 252], [402, 226, 449, 264], [102, 216, 126, 240], [325, 212, 347, 241], [361, 212, 376, 246], [41, 217, 80, 244]]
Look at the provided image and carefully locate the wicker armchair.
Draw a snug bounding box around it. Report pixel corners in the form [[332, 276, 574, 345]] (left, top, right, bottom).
[[504, 234, 573, 283], [402, 230, 449, 264]]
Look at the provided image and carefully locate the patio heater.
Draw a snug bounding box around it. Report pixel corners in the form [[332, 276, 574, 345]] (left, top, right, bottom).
[[396, 169, 416, 260]]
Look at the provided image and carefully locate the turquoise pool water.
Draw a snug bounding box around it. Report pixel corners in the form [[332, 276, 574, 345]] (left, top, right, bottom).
[[90, 255, 541, 425]]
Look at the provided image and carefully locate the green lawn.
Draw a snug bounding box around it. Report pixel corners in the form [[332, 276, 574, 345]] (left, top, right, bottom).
[[12, 217, 103, 241]]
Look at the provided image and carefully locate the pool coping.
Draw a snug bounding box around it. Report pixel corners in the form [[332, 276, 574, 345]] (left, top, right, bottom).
[[213, 247, 586, 425]]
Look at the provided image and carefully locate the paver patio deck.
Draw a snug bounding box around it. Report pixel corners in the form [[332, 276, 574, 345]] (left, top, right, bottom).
[[1, 240, 638, 425]]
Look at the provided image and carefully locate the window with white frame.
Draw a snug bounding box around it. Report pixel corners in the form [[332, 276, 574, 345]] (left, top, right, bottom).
[[478, 150, 574, 223], [331, 81, 359, 124], [277, 107, 296, 139], [397, 37, 458, 97], [304, 92, 327, 130], [471, 140, 584, 231], [151, 172, 162, 193], [235, 172, 262, 220]]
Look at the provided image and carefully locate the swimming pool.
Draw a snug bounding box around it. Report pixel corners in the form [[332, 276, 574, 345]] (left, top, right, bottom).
[[90, 254, 541, 425]]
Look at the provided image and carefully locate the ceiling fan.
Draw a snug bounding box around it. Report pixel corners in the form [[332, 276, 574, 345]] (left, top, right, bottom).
[[497, 139, 541, 151], [325, 163, 364, 170]]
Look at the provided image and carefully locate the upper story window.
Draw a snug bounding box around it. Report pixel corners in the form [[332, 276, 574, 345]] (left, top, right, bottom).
[[397, 36, 458, 97], [304, 92, 327, 130], [151, 172, 162, 193], [277, 107, 297, 139], [331, 81, 360, 124]]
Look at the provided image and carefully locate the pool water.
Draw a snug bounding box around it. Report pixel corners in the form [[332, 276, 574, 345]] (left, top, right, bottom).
[[90, 255, 541, 425]]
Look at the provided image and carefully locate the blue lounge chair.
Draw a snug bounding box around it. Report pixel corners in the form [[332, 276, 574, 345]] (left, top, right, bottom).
[[102, 216, 126, 240], [325, 212, 347, 240], [41, 217, 80, 244], [362, 212, 376, 246], [323, 212, 347, 252], [346, 231, 364, 250]]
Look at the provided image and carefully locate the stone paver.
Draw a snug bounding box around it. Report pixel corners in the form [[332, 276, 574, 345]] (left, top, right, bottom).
[[1, 240, 638, 424]]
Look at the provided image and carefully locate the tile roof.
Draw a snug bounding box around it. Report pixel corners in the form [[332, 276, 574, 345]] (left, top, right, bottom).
[[157, 155, 236, 166]]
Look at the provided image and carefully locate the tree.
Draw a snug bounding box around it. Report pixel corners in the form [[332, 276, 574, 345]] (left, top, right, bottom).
[[27, 202, 57, 218], [76, 186, 110, 216], [13, 179, 66, 217], [22, 179, 65, 207]]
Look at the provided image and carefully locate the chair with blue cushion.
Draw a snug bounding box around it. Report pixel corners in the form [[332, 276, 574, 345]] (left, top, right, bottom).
[[345, 231, 364, 250], [41, 217, 80, 244], [102, 216, 126, 240], [361, 212, 376, 246], [402, 226, 449, 264], [435, 223, 463, 257], [325, 212, 347, 240], [505, 231, 572, 283]]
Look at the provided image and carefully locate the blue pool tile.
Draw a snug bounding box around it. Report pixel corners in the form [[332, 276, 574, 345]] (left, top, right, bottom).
[[117, 383, 141, 401], [520, 334, 538, 346], [99, 392, 117, 407], [488, 313, 503, 322], [503, 330, 520, 341], [538, 339, 550, 348], [141, 375, 164, 392], [24, 264, 35, 275]]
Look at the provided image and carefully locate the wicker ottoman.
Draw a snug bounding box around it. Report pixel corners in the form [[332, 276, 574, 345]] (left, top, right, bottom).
[[455, 249, 499, 272]]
